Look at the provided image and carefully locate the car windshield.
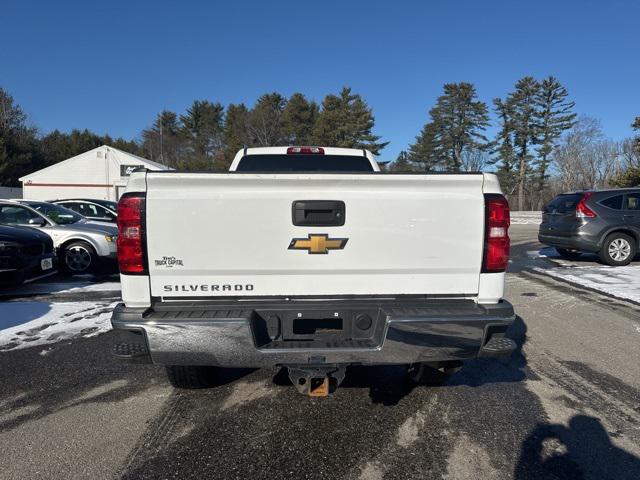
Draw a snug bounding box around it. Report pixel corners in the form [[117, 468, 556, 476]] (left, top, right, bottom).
[[24, 201, 83, 225], [236, 154, 374, 172]]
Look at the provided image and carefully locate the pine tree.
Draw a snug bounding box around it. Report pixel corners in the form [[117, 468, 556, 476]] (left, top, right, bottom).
[[0, 87, 44, 186], [141, 111, 183, 168], [313, 87, 388, 154], [533, 77, 576, 204], [505, 77, 541, 211], [389, 150, 414, 172], [180, 100, 224, 169], [220, 103, 250, 171], [247, 93, 287, 147], [408, 122, 441, 171], [428, 83, 490, 171], [490, 98, 518, 194], [281, 93, 319, 145]]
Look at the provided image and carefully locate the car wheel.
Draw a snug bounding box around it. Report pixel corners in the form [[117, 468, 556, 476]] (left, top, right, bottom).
[[165, 365, 219, 389], [556, 248, 582, 260], [62, 241, 95, 274], [598, 233, 636, 266]]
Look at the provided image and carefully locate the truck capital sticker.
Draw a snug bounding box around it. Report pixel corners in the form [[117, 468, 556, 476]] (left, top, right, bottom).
[[155, 256, 184, 268]]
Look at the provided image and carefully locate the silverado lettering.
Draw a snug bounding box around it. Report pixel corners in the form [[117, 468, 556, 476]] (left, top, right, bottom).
[[163, 284, 254, 292]]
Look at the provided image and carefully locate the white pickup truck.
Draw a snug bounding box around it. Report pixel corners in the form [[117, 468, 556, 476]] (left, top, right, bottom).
[[111, 146, 515, 396]]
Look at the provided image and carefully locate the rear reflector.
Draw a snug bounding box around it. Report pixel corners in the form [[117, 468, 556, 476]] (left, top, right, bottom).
[[287, 146, 325, 155], [576, 192, 596, 218], [117, 193, 147, 275], [482, 194, 510, 273]]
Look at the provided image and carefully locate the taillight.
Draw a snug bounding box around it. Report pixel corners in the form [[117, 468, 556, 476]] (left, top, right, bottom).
[[576, 192, 596, 218], [287, 146, 324, 154], [482, 194, 510, 273], [117, 193, 147, 274]]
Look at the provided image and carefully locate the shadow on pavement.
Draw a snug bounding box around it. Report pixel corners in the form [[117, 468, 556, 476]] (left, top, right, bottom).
[[448, 315, 531, 387], [269, 315, 530, 407], [515, 415, 640, 480]]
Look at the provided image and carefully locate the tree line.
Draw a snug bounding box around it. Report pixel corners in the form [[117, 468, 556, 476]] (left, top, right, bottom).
[[138, 88, 387, 171], [393, 78, 639, 210], [1, 84, 638, 210]]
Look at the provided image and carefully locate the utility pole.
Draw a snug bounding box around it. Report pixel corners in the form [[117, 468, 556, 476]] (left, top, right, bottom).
[[159, 121, 164, 164]]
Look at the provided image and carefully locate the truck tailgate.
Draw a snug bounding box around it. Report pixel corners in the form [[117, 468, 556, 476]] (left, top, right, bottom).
[[144, 173, 485, 298]]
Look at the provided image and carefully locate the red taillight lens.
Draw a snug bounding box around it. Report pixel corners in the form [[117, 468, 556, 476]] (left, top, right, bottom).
[[117, 193, 146, 274], [482, 194, 510, 273], [576, 192, 596, 218], [287, 146, 324, 155]]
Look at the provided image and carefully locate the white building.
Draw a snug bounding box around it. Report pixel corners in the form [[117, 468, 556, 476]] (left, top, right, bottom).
[[19, 145, 169, 201]]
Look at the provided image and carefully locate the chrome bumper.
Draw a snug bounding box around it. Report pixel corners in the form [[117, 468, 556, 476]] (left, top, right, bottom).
[[111, 298, 516, 367]]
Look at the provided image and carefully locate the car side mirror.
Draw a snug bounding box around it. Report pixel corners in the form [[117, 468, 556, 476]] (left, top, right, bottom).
[[28, 217, 47, 226]]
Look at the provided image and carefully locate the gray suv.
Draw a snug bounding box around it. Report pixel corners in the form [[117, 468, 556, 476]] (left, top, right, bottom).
[[539, 188, 640, 266]]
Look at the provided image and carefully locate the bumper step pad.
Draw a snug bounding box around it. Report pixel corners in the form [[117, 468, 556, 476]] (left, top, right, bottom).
[[113, 342, 150, 360], [479, 337, 517, 357]]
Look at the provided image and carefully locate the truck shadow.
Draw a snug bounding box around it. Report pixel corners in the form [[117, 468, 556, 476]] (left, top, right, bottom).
[[272, 315, 530, 407], [515, 415, 640, 480]]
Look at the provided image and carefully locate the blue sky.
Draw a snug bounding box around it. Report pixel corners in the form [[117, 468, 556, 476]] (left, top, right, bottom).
[[2, 0, 639, 160]]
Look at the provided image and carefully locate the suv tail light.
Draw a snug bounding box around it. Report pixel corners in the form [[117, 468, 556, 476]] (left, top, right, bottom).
[[117, 193, 147, 274], [482, 194, 510, 273], [576, 192, 596, 218], [287, 146, 324, 155]]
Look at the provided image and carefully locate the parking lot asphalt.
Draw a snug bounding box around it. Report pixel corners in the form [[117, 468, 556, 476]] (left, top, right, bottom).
[[0, 224, 639, 480]]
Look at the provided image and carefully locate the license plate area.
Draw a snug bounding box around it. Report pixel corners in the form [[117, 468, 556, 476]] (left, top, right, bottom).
[[252, 307, 383, 349], [292, 317, 343, 336], [41, 257, 53, 270]]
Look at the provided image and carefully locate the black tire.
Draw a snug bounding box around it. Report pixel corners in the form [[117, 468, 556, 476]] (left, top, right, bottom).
[[61, 241, 96, 274], [407, 361, 462, 385], [165, 365, 219, 389], [556, 248, 582, 260], [598, 233, 636, 266]]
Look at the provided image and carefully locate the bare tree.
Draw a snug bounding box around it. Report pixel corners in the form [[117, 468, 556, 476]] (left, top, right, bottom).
[[553, 117, 621, 191], [460, 148, 489, 172], [621, 137, 640, 169]]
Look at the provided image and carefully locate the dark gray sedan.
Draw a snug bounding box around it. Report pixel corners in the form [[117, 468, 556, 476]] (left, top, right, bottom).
[[539, 188, 640, 266]]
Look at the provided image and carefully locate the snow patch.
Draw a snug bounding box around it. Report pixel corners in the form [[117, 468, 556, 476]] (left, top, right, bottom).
[[0, 300, 117, 351], [534, 265, 640, 303], [511, 211, 542, 225]]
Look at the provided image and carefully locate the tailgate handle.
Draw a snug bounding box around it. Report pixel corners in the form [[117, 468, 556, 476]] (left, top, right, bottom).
[[292, 200, 345, 226]]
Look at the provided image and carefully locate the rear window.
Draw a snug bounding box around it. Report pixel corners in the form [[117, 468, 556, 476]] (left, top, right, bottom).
[[544, 194, 583, 213], [236, 154, 374, 172], [600, 195, 624, 210]]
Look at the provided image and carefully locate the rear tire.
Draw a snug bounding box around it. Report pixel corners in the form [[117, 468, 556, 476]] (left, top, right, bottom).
[[598, 233, 636, 266], [165, 365, 219, 389], [556, 248, 582, 260]]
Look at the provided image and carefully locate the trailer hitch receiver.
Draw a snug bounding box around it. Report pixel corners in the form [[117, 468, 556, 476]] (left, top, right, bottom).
[[287, 365, 346, 397]]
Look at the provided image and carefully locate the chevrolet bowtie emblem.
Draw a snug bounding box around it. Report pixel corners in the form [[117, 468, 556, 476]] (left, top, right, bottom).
[[288, 234, 348, 254]]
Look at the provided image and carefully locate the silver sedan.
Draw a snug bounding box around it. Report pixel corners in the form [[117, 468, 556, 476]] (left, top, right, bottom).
[[0, 200, 118, 274]]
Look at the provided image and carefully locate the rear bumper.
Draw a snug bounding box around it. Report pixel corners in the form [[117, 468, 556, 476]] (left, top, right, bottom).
[[111, 298, 516, 367], [538, 233, 600, 252], [538, 225, 600, 252]]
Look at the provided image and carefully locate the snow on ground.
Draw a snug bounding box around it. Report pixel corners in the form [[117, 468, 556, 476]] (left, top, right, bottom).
[[534, 265, 640, 304], [511, 211, 542, 225], [0, 300, 119, 351]]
